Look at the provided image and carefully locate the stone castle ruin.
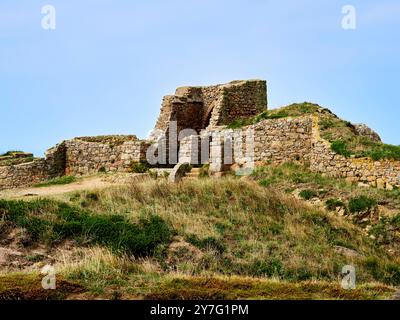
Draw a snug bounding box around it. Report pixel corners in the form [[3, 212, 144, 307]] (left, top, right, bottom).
[[1, 79, 400, 190]]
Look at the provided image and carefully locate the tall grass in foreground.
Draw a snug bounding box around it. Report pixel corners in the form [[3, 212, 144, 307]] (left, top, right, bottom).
[[65, 176, 400, 285], [2, 170, 400, 298]]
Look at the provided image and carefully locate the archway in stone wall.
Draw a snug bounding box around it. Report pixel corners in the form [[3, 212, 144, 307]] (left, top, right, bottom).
[[202, 105, 216, 129], [203, 109, 213, 128]]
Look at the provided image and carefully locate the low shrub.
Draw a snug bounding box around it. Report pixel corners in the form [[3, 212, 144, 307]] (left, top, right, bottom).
[[186, 234, 225, 254], [368, 144, 400, 161], [259, 178, 275, 187], [0, 199, 172, 256], [129, 161, 150, 173], [245, 258, 285, 277], [299, 189, 318, 200], [98, 167, 106, 173], [325, 198, 346, 211], [331, 140, 351, 157], [348, 196, 376, 213], [363, 257, 400, 286], [199, 164, 210, 178], [148, 170, 158, 179]]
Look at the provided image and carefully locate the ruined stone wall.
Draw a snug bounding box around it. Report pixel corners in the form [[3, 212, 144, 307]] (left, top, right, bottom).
[[251, 116, 313, 164], [152, 88, 205, 138], [0, 136, 149, 190], [151, 80, 267, 137], [64, 137, 148, 176], [0, 142, 66, 190], [180, 116, 314, 171], [3, 79, 399, 192], [0, 159, 50, 190], [177, 114, 400, 190], [310, 116, 400, 189], [150, 80, 267, 166], [207, 116, 313, 168], [208, 80, 267, 127], [199, 86, 224, 128]]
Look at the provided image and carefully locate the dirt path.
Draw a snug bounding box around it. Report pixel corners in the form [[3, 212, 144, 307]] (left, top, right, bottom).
[[0, 174, 141, 199]]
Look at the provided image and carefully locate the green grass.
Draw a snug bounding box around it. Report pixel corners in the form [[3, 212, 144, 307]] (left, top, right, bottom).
[[348, 196, 377, 213], [0, 273, 83, 300], [330, 140, 400, 161], [227, 102, 318, 129], [299, 189, 318, 200], [0, 199, 172, 256], [0, 151, 24, 157], [369, 213, 400, 244], [61, 175, 400, 285], [2, 169, 400, 299], [129, 161, 150, 173], [250, 162, 400, 254], [0, 272, 394, 300], [34, 176, 77, 187], [0, 151, 36, 167], [2, 163, 400, 299], [315, 107, 400, 161], [331, 140, 351, 157], [361, 144, 400, 161], [0, 157, 35, 167], [144, 276, 394, 300], [260, 102, 400, 161], [325, 198, 346, 211]]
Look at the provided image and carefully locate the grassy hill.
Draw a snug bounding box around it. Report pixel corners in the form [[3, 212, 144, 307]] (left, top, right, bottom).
[[228, 102, 400, 161], [0, 163, 399, 299]]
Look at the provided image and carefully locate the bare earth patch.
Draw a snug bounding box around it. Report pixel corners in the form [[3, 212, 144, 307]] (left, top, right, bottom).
[[0, 173, 144, 200]]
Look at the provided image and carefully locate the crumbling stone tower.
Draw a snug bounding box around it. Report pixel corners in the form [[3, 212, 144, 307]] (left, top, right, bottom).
[[148, 80, 267, 165], [150, 80, 268, 139]]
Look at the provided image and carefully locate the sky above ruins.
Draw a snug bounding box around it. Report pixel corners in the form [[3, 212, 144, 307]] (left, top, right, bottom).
[[0, 0, 399, 156]]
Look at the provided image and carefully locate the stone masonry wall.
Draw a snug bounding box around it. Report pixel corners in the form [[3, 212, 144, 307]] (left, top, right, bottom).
[[150, 80, 267, 166], [208, 80, 267, 127], [2, 80, 399, 191], [64, 137, 148, 176], [310, 115, 400, 189], [251, 116, 313, 164], [152, 80, 267, 138], [0, 136, 149, 190], [207, 116, 313, 169], [0, 159, 51, 190], [0, 142, 66, 190], [179, 116, 314, 172]]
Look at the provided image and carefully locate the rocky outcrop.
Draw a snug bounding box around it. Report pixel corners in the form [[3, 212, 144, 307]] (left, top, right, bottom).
[[354, 124, 381, 142]]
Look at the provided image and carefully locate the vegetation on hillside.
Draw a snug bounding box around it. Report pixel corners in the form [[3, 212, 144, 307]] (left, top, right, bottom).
[[252, 162, 400, 254], [1, 163, 400, 299], [0, 151, 25, 157], [34, 176, 78, 187], [0, 151, 36, 167], [0, 199, 172, 256], [227, 102, 400, 161]]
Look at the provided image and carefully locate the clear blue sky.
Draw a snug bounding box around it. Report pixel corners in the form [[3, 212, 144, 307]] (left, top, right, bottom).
[[1, 0, 399, 156]]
